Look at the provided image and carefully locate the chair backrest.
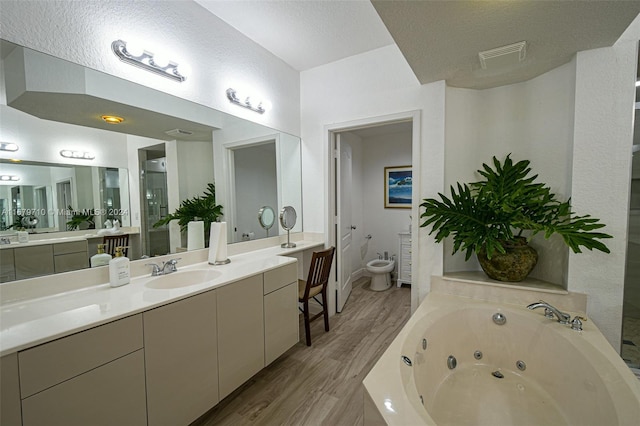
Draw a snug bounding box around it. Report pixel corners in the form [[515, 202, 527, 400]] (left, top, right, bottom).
[[302, 246, 335, 299], [103, 234, 129, 257]]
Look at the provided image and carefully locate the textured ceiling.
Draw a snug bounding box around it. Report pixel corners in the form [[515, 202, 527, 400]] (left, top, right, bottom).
[[194, 0, 394, 71], [372, 0, 640, 89]]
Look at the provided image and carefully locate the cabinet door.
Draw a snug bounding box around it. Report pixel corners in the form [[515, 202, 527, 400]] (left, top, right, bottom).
[[15, 245, 54, 279], [1, 354, 21, 426], [0, 249, 15, 283], [21, 350, 147, 426], [144, 290, 218, 426], [264, 281, 299, 365], [217, 274, 264, 399]]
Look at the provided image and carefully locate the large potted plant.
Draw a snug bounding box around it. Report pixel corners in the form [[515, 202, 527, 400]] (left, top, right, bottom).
[[419, 155, 612, 282], [153, 183, 223, 246]]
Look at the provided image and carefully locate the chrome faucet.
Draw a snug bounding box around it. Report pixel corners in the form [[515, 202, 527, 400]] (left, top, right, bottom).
[[527, 300, 571, 324], [146, 258, 181, 276]]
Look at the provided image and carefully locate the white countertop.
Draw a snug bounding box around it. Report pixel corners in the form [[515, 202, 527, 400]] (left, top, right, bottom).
[[0, 227, 139, 249], [0, 239, 323, 356]]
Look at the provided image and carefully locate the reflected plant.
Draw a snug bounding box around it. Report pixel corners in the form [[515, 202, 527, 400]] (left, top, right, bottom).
[[153, 183, 223, 241], [66, 206, 95, 231]]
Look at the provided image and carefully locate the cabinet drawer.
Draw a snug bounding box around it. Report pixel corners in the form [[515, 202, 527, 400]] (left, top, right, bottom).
[[53, 240, 88, 255], [54, 252, 89, 273], [264, 262, 297, 294], [21, 349, 147, 426], [19, 314, 143, 398]]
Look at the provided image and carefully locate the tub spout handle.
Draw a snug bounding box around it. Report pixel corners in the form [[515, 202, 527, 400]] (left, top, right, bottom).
[[527, 300, 571, 324], [570, 316, 586, 331]]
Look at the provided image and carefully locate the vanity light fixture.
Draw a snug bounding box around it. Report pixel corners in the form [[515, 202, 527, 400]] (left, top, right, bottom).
[[0, 142, 19, 152], [60, 150, 95, 160], [111, 39, 186, 82], [0, 175, 19, 182], [226, 88, 267, 114], [101, 115, 124, 124]]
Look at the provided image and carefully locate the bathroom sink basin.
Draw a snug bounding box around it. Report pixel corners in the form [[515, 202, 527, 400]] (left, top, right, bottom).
[[145, 269, 222, 289]]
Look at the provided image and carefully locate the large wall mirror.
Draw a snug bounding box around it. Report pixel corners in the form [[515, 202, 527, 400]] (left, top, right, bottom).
[[0, 40, 303, 283]]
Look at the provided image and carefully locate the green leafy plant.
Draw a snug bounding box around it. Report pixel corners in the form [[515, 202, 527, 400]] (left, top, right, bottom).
[[420, 155, 612, 260], [66, 206, 95, 231], [153, 183, 223, 239]]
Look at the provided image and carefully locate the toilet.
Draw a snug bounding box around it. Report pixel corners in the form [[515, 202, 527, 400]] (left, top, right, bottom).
[[366, 259, 395, 291]]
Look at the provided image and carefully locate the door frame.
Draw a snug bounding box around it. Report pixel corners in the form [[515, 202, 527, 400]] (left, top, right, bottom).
[[325, 110, 421, 316]]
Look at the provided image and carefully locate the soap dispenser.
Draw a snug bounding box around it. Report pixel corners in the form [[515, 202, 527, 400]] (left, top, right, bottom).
[[109, 246, 130, 287], [91, 243, 112, 267]]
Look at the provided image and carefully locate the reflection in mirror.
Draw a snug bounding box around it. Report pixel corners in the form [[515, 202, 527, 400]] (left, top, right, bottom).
[[257, 206, 276, 237], [0, 160, 130, 232], [0, 40, 303, 283]]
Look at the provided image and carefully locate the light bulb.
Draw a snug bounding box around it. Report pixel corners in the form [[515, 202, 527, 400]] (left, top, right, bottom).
[[124, 41, 144, 58], [151, 52, 170, 68]]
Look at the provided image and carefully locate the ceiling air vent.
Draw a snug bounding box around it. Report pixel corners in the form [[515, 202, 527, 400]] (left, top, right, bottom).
[[478, 41, 527, 70], [164, 128, 194, 137]]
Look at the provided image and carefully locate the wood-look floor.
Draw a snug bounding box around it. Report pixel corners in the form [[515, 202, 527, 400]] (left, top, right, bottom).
[[191, 277, 411, 426]]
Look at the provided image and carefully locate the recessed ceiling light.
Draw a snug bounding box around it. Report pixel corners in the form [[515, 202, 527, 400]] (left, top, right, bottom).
[[0, 142, 19, 152], [101, 115, 125, 124]]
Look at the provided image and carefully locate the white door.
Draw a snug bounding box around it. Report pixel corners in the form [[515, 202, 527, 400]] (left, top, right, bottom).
[[336, 134, 353, 313]]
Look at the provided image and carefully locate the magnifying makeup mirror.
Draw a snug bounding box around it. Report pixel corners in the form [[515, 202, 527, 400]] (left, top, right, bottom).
[[280, 206, 297, 248], [258, 206, 275, 237]]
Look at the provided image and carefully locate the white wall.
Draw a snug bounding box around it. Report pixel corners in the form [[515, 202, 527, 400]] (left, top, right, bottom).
[[360, 130, 412, 264], [176, 141, 215, 202], [301, 44, 446, 312], [0, 0, 300, 136], [444, 60, 577, 285], [569, 36, 638, 350]]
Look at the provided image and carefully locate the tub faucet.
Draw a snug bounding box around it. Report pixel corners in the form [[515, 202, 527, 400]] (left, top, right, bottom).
[[527, 300, 571, 324]]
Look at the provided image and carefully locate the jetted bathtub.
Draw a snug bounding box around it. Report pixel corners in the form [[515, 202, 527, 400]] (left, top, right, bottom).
[[363, 292, 640, 425]]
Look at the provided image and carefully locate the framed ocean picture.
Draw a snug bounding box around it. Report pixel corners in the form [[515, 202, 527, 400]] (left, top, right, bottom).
[[384, 165, 412, 209]]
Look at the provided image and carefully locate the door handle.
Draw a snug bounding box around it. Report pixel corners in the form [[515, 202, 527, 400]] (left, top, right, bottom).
[[350, 225, 357, 230]]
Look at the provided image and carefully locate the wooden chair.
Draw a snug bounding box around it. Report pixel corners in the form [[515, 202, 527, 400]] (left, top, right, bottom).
[[103, 234, 129, 257], [298, 246, 335, 346]]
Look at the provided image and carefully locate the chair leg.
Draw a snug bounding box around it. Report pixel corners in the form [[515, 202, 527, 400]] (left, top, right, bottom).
[[303, 300, 312, 346], [322, 289, 330, 332]]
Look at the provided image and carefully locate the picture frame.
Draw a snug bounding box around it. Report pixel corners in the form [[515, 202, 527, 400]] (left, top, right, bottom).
[[384, 165, 412, 209]]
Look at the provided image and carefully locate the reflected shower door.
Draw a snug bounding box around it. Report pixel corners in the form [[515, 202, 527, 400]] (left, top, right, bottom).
[[141, 157, 169, 257]]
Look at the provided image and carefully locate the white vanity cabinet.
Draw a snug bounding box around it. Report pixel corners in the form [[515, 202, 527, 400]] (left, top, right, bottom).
[[0, 258, 302, 425], [397, 232, 412, 286], [144, 289, 218, 426], [264, 262, 299, 365], [217, 274, 265, 399], [18, 314, 146, 426]]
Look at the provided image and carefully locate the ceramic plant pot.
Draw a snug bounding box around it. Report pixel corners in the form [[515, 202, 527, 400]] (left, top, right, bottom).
[[477, 238, 538, 282]]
